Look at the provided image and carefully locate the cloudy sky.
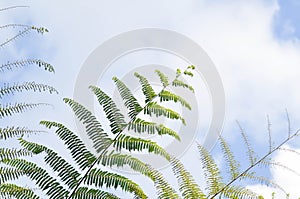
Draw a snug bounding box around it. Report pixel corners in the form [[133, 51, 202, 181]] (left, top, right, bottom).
[[1, 0, 300, 198]]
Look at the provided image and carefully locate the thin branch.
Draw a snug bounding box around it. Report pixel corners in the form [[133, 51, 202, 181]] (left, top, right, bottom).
[[0, 6, 29, 12], [209, 128, 300, 199], [67, 66, 194, 198]]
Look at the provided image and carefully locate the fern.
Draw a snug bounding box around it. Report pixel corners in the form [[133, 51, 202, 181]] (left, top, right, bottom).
[[0, 183, 40, 199], [0, 127, 45, 140], [0, 148, 32, 161], [113, 77, 143, 119], [0, 103, 50, 118], [0, 59, 55, 73], [172, 79, 194, 93], [134, 72, 157, 103], [155, 70, 169, 87], [72, 187, 119, 199], [159, 90, 191, 110]]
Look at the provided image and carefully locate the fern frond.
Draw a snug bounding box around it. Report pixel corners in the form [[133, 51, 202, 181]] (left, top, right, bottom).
[[1, 27, 32, 47], [172, 79, 194, 93], [237, 121, 256, 165], [0, 59, 55, 73], [89, 86, 126, 134], [220, 185, 258, 199], [84, 168, 147, 199], [219, 136, 240, 179], [159, 90, 191, 110], [3, 158, 69, 198], [197, 144, 223, 196], [40, 121, 96, 169], [19, 138, 81, 189], [113, 134, 170, 161], [72, 187, 119, 199], [0, 183, 40, 199], [128, 118, 180, 140], [0, 82, 58, 98], [134, 72, 157, 103], [0, 167, 25, 183], [278, 147, 300, 156], [0, 103, 50, 118], [0, 24, 31, 30], [144, 102, 186, 125], [0, 127, 45, 140], [0, 148, 32, 161], [63, 98, 112, 153], [113, 77, 143, 119], [171, 157, 205, 199], [259, 160, 300, 176], [155, 70, 169, 87], [98, 151, 179, 198], [241, 172, 286, 194]]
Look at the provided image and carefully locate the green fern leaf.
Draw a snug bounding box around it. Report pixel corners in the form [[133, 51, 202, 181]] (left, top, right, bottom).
[[0, 81, 58, 98], [197, 144, 223, 196], [72, 187, 119, 199], [219, 136, 240, 179], [113, 134, 170, 161], [113, 77, 143, 119], [40, 121, 96, 169], [155, 70, 169, 87], [0, 148, 32, 161], [0, 183, 40, 199], [220, 185, 258, 199], [237, 122, 256, 165], [63, 98, 112, 153], [128, 118, 180, 140], [84, 168, 147, 199], [159, 90, 191, 110], [0, 59, 55, 73], [89, 86, 127, 134], [19, 138, 81, 189], [0, 127, 45, 140], [3, 158, 69, 198], [171, 157, 205, 199], [0, 167, 25, 183], [134, 72, 157, 103], [0, 103, 50, 118], [144, 102, 186, 125], [172, 79, 194, 93]]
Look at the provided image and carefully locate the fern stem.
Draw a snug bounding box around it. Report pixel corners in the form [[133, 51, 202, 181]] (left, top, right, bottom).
[[209, 128, 300, 199], [0, 6, 29, 12], [67, 66, 192, 199]]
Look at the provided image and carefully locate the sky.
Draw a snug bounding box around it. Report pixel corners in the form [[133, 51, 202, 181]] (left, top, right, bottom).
[[1, 0, 300, 198]]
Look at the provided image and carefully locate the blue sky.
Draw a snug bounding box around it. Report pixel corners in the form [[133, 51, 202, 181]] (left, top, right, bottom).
[[2, 0, 300, 198]]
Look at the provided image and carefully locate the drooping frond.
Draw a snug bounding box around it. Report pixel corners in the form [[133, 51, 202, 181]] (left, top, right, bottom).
[[220, 185, 258, 199], [128, 118, 180, 140], [84, 168, 147, 199], [97, 151, 179, 199], [0, 127, 45, 140], [197, 144, 222, 197], [112, 77, 143, 119], [171, 157, 205, 199], [183, 66, 195, 77], [155, 70, 169, 87], [19, 138, 81, 189], [0, 148, 32, 161], [113, 134, 171, 161], [1, 27, 32, 47], [240, 172, 286, 194], [172, 79, 194, 93], [0, 103, 49, 118], [0, 59, 55, 73], [72, 187, 119, 199], [258, 159, 300, 176], [0, 183, 40, 199], [89, 86, 126, 134], [237, 121, 256, 165], [0, 24, 31, 30], [0, 82, 58, 98], [40, 121, 96, 169], [144, 102, 186, 125], [219, 136, 240, 179], [63, 98, 112, 153], [134, 72, 157, 103], [3, 159, 69, 198], [0, 167, 25, 183], [159, 90, 191, 110]]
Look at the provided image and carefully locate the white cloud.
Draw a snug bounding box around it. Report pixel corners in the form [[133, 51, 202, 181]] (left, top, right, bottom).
[[248, 145, 300, 199]]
